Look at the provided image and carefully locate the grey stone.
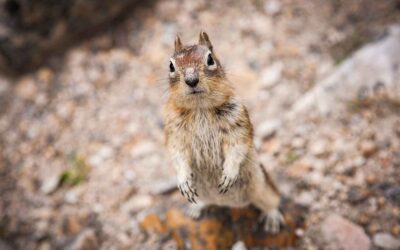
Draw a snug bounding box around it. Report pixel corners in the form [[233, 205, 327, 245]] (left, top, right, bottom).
[[260, 62, 283, 89], [291, 26, 400, 117], [373, 233, 400, 249], [256, 119, 281, 140], [264, 0, 282, 16], [40, 174, 60, 195]]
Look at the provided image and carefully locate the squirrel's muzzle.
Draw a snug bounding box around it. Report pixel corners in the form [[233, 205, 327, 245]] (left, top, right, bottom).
[[184, 67, 199, 87]]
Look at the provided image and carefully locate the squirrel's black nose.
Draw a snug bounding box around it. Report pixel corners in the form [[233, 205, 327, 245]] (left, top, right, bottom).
[[185, 77, 199, 87]]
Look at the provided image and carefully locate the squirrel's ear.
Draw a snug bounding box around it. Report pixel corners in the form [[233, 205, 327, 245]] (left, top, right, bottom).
[[199, 31, 213, 51], [174, 35, 183, 52]]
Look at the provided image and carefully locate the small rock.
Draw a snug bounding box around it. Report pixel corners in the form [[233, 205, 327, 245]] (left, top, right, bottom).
[[373, 233, 400, 249], [385, 186, 400, 204], [37, 67, 54, 83], [149, 177, 177, 195], [256, 119, 281, 140], [308, 171, 324, 186], [295, 191, 315, 207], [392, 225, 400, 236], [291, 137, 306, 149], [124, 169, 136, 183], [352, 156, 366, 168], [264, 0, 282, 16], [295, 228, 305, 237], [40, 175, 60, 195], [130, 141, 157, 158], [287, 162, 312, 178], [309, 139, 329, 156], [68, 229, 98, 250], [359, 140, 377, 157], [161, 239, 178, 250], [347, 188, 369, 204], [121, 194, 153, 214], [321, 214, 371, 250], [92, 203, 104, 214], [260, 62, 283, 88], [231, 241, 247, 250], [64, 190, 79, 204], [56, 101, 75, 119], [0, 78, 10, 95], [15, 77, 38, 100], [63, 214, 82, 235], [89, 145, 114, 168], [37, 241, 51, 250]]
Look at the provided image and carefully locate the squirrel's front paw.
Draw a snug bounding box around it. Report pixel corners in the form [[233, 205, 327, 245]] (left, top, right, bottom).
[[178, 174, 198, 203], [218, 173, 238, 194]]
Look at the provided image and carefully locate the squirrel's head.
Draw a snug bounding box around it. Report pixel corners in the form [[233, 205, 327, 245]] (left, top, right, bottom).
[[167, 31, 232, 109]]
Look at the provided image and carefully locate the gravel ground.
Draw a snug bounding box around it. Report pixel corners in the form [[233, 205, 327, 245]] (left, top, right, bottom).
[[0, 0, 399, 249]]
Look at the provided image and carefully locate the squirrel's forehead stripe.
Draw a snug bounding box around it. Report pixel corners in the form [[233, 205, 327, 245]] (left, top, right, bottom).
[[175, 54, 202, 66], [174, 45, 207, 66]]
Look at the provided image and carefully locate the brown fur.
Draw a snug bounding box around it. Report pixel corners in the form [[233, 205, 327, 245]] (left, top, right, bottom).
[[163, 32, 283, 232]]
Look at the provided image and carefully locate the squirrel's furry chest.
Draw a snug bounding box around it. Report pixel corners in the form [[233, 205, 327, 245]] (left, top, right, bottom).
[[181, 111, 225, 171]]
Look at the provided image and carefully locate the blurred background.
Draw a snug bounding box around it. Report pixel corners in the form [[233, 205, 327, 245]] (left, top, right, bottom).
[[0, 0, 400, 249]]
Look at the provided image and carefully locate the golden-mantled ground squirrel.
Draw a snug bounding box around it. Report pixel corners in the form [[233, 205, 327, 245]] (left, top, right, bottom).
[[163, 31, 285, 233]]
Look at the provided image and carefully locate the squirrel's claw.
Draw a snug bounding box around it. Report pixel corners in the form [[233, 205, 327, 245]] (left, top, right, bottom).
[[178, 178, 198, 203], [218, 175, 237, 194]]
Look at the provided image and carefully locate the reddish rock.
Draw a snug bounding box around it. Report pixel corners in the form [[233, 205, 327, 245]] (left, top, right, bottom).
[[140, 200, 306, 250], [321, 214, 371, 250]]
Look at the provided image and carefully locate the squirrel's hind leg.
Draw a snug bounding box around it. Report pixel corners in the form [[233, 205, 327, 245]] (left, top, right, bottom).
[[248, 165, 285, 234]]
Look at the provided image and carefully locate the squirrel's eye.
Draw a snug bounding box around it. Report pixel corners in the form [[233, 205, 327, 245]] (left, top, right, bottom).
[[169, 61, 175, 72], [207, 53, 215, 66]]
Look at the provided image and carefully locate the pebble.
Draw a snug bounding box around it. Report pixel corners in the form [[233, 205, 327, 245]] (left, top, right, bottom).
[[308, 172, 324, 186], [161, 240, 179, 250], [373, 233, 400, 249], [124, 169, 137, 183], [63, 214, 82, 235], [149, 177, 177, 195], [385, 186, 400, 204], [260, 62, 284, 88], [89, 145, 114, 168], [309, 139, 329, 156], [360, 140, 377, 157], [130, 141, 157, 158], [291, 137, 306, 149], [321, 214, 371, 250], [68, 229, 98, 250], [347, 188, 369, 204], [37, 67, 54, 83], [64, 190, 79, 204], [0, 77, 10, 95], [121, 194, 153, 214], [40, 175, 60, 195], [15, 77, 38, 100], [295, 191, 315, 207], [37, 241, 51, 250], [256, 119, 281, 140], [287, 162, 312, 178], [264, 0, 282, 16], [231, 241, 247, 250]]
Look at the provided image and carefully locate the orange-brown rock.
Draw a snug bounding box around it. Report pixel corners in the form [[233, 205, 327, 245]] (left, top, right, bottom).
[[140, 199, 306, 250]]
